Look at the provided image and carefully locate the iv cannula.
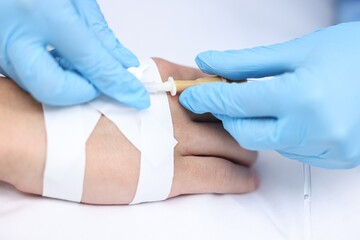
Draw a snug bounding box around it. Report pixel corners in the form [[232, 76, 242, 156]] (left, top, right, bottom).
[[143, 76, 246, 96]]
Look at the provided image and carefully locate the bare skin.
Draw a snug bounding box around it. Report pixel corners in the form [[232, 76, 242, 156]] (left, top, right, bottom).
[[0, 58, 258, 205]]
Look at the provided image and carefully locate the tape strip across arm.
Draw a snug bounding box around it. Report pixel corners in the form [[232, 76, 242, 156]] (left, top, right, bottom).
[[42, 105, 101, 202], [91, 59, 177, 204], [130, 58, 177, 204]]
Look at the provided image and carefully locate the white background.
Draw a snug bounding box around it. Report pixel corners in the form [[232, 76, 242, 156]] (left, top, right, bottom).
[[2, 1, 360, 239]]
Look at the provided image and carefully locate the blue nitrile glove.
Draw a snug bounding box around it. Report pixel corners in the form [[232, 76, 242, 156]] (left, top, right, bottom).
[[0, 0, 150, 108], [180, 22, 360, 169]]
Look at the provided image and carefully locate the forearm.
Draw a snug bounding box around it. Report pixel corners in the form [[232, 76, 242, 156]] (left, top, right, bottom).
[[0, 76, 148, 204], [0, 59, 258, 205]]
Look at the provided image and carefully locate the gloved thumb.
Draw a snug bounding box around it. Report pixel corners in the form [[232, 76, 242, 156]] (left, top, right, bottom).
[[216, 114, 282, 150], [195, 38, 307, 80]]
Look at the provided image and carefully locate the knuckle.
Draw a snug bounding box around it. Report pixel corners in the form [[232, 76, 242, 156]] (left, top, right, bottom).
[[90, 22, 110, 39], [90, 21, 108, 32]]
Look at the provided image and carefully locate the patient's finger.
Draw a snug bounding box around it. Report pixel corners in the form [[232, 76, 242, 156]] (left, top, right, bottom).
[[183, 123, 257, 166], [170, 156, 259, 198]]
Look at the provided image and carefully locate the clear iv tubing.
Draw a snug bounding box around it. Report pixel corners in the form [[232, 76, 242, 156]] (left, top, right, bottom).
[[303, 164, 312, 240]]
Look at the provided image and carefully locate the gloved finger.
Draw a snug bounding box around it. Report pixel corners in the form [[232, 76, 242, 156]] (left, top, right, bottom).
[[180, 75, 288, 118], [50, 49, 75, 71], [170, 156, 259, 198], [50, 48, 93, 77], [195, 38, 307, 80], [74, 0, 139, 68], [45, 7, 150, 109], [7, 38, 100, 106], [216, 114, 283, 150]]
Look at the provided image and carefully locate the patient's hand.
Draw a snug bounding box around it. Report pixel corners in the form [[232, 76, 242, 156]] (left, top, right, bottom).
[[0, 58, 258, 205]]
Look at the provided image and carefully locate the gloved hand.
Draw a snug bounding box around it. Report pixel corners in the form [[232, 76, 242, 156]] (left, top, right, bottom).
[[0, 0, 150, 108], [180, 22, 360, 169]]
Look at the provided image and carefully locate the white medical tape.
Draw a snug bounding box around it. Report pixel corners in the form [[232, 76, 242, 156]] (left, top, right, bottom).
[[90, 58, 177, 204], [42, 58, 176, 204], [42, 105, 101, 202], [131, 59, 178, 204], [89, 97, 141, 150]]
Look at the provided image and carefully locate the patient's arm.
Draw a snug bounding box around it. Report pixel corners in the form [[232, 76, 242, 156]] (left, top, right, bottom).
[[0, 58, 258, 205]]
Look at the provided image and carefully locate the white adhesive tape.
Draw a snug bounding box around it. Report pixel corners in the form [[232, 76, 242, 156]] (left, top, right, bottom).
[[91, 59, 177, 204], [43, 58, 177, 204], [131, 59, 177, 204], [42, 105, 101, 202]]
